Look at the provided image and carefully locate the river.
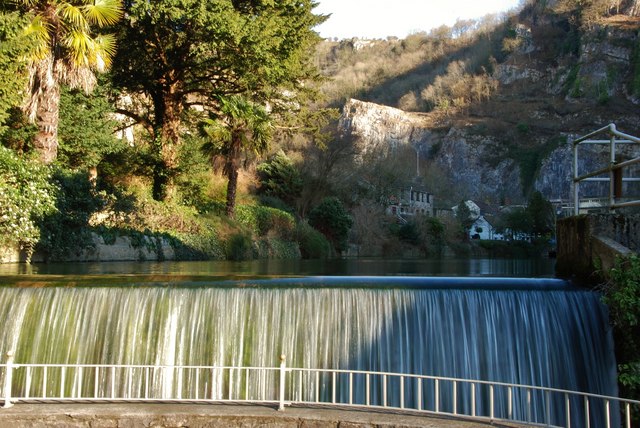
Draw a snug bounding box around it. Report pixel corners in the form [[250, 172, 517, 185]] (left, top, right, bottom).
[[0, 256, 557, 277]]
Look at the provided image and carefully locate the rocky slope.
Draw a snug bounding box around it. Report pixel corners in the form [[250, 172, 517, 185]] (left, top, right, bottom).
[[336, 15, 640, 206]]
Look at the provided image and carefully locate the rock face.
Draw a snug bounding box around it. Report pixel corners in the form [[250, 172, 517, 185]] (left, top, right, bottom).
[[339, 96, 637, 205], [339, 99, 431, 158], [339, 99, 527, 204]]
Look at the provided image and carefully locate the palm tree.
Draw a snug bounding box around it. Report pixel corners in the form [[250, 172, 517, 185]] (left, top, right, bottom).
[[14, 0, 122, 163], [202, 96, 273, 218]]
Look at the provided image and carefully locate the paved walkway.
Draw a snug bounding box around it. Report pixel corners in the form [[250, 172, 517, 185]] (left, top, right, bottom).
[[0, 402, 528, 427]]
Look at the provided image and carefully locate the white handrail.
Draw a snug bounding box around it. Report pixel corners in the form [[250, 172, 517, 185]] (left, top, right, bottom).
[[2, 360, 639, 428], [573, 123, 640, 215]]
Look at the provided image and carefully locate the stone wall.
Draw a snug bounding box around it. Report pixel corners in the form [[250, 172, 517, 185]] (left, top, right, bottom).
[[556, 213, 639, 284], [0, 233, 175, 264]]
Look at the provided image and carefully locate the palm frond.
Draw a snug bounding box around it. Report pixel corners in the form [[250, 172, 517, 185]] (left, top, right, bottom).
[[64, 29, 93, 67], [92, 33, 117, 70], [58, 3, 89, 31], [82, 0, 123, 27], [24, 14, 51, 61]]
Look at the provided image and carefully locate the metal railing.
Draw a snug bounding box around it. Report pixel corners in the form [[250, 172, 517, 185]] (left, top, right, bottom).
[[573, 123, 640, 215], [2, 355, 639, 428]]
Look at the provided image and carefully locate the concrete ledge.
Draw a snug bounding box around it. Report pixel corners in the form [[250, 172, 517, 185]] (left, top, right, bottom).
[[0, 403, 526, 428], [592, 235, 634, 275]]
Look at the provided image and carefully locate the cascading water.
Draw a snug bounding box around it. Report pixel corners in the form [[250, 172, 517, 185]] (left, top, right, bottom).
[[0, 277, 617, 426]]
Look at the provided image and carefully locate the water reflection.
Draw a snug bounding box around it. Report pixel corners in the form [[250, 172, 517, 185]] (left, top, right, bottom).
[[0, 257, 556, 277]]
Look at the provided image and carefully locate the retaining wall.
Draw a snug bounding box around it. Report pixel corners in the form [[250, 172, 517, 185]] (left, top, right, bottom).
[[556, 213, 639, 284]]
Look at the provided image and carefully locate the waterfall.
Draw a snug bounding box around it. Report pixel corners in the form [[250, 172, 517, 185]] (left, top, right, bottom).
[[0, 277, 616, 424]]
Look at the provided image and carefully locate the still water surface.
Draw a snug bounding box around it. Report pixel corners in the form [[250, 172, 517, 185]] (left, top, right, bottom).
[[0, 257, 556, 277]]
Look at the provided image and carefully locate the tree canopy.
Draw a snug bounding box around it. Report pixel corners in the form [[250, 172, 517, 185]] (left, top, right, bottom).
[[0, 11, 30, 136], [111, 0, 326, 200]]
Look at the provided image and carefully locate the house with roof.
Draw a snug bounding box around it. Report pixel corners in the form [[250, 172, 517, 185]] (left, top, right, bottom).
[[452, 200, 503, 240], [387, 186, 434, 221]]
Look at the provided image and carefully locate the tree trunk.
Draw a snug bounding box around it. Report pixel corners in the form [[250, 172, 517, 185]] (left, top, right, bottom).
[[224, 133, 243, 218], [152, 85, 183, 201], [225, 166, 239, 218], [30, 59, 60, 164]]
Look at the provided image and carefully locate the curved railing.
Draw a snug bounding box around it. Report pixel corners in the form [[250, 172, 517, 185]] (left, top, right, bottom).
[[2, 357, 638, 428]]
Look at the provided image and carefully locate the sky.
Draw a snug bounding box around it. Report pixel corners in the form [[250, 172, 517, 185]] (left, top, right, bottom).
[[313, 0, 522, 40]]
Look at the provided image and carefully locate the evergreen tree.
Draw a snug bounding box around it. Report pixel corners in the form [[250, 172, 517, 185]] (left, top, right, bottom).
[[111, 0, 325, 200], [308, 197, 353, 253], [527, 191, 555, 237], [256, 151, 303, 207]]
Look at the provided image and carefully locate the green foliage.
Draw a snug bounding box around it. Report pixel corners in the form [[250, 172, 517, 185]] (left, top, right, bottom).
[[36, 169, 107, 261], [308, 197, 352, 253], [57, 85, 124, 169], [201, 95, 273, 216], [564, 64, 583, 97], [255, 237, 300, 259], [256, 151, 303, 207], [174, 135, 214, 210], [509, 136, 566, 195], [295, 221, 331, 259], [390, 221, 420, 245], [112, 0, 324, 200], [527, 191, 555, 236], [0, 12, 30, 135], [235, 205, 296, 240], [516, 123, 530, 134], [456, 200, 476, 234], [0, 147, 57, 258], [225, 232, 253, 261], [603, 255, 640, 401], [171, 229, 225, 260], [1, 107, 37, 154]]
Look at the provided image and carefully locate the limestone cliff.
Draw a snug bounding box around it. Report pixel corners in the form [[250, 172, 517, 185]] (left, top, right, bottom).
[[336, 14, 640, 206], [338, 98, 634, 205]]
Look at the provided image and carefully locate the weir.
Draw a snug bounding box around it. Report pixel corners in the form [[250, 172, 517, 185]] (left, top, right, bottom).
[[0, 277, 618, 426]]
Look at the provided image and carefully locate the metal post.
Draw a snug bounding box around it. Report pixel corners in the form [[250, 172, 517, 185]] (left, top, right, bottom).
[[573, 140, 580, 216], [278, 354, 286, 411], [610, 132, 617, 211], [2, 351, 15, 409]]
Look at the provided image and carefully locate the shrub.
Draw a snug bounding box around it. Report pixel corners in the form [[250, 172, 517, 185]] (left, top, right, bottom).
[[256, 151, 303, 207], [602, 255, 640, 403], [0, 147, 57, 259], [235, 205, 295, 239], [36, 169, 107, 260], [308, 197, 353, 253], [225, 232, 254, 261], [296, 222, 331, 259]]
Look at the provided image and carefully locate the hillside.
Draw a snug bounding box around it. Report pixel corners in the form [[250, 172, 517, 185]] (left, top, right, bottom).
[[314, 1, 640, 206]]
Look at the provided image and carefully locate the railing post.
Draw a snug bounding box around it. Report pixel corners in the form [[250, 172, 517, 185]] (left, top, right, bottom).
[[278, 354, 286, 411], [609, 131, 617, 211], [573, 139, 580, 215], [2, 351, 15, 409]]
